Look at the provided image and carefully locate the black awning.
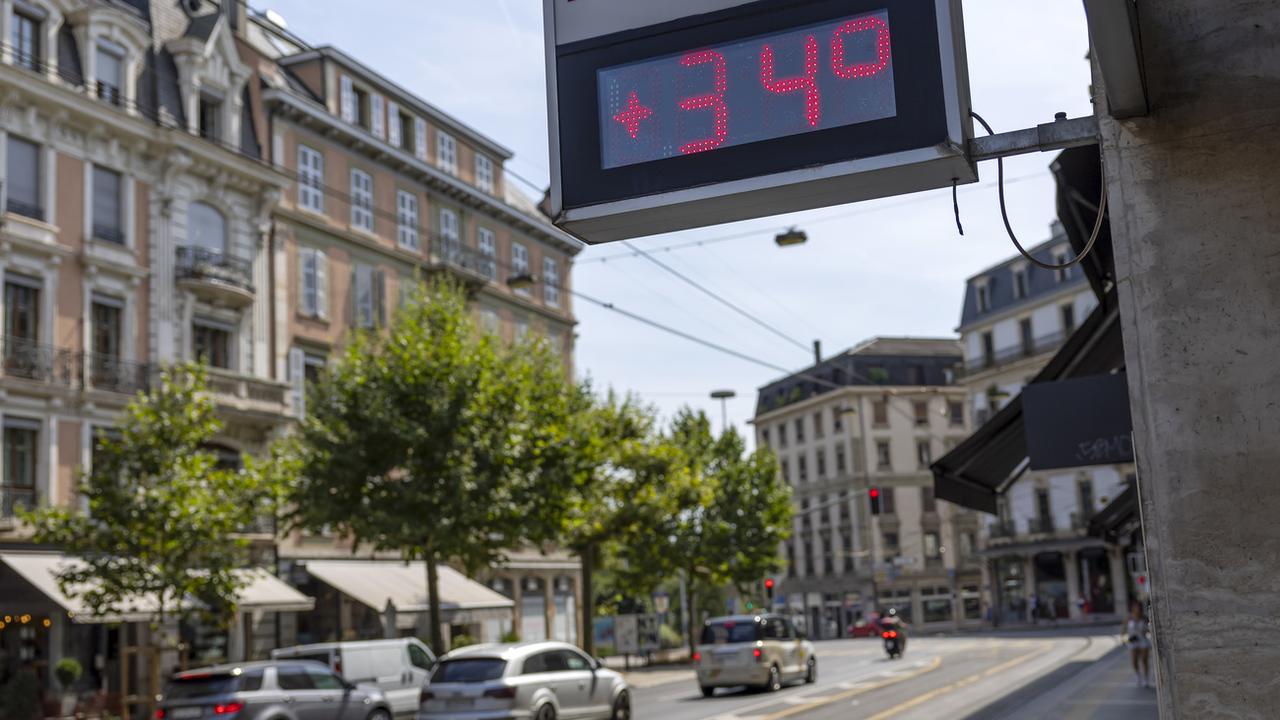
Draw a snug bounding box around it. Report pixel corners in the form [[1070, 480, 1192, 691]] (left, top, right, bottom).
[[1088, 482, 1139, 542], [1051, 146, 1115, 304], [931, 295, 1125, 513]]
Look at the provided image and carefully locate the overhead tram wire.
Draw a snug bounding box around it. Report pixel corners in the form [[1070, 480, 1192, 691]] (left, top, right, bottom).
[[621, 240, 813, 354]]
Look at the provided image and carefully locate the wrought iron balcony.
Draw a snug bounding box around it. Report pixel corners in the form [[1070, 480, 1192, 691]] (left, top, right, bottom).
[[85, 352, 151, 395], [6, 197, 44, 221], [0, 486, 36, 520], [96, 81, 122, 107], [1029, 516, 1057, 534], [960, 331, 1068, 376], [428, 234, 496, 285], [2, 336, 77, 386], [176, 247, 255, 307], [988, 520, 1018, 539]]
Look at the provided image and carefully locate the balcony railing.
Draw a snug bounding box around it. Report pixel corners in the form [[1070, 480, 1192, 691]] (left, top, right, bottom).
[[86, 352, 151, 395], [430, 234, 496, 282], [6, 197, 45, 221], [961, 331, 1068, 376], [95, 81, 121, 107], [988, 520, 1018, 538], [206, 368, 288, 407], [0, 486, 36, 520], [1070, 511, 1093, 530], [92, 223, 126, 244], [175, 246, 254, 292], [2, 336, 78, 385], [1029, 516, 1056, 534]]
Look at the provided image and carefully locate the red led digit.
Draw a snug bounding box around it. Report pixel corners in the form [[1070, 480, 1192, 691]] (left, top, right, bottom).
[[831, 16, 892, 79], [677, 50, 729, 155], [760, 35, 820, 127]]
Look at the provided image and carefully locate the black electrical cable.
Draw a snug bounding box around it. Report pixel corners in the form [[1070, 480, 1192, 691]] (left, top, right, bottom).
[[970, 111, 1108, 271]]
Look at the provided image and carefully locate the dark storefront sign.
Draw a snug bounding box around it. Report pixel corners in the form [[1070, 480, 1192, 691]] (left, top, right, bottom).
[[1022, 372, 1133, 470]]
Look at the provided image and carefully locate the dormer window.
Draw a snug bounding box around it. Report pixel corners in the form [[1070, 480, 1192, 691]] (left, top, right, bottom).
[[11, 6, 41, 70], [475, 154, 494, 193], [1054, 248, 1073, 282], [353, 86, 370, 128], [436, 131, 457, 175], [1012, 266, 1027, 299], [95, 41, 125, 106], [976, 282, 990, 313], [198, 92, 222, 141]]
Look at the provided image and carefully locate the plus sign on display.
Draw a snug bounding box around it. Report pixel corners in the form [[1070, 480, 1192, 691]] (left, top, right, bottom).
[[544, 0, 975, 243]]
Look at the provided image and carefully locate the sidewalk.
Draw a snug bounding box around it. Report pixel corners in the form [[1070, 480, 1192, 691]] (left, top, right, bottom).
[[968, 644, 1158, 720]]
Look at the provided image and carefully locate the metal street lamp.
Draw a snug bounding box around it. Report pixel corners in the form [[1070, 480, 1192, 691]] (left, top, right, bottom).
[[710, 389, 736, 432]]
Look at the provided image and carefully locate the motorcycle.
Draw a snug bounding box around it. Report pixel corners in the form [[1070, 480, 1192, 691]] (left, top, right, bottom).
[[882, 628, 905, 659]]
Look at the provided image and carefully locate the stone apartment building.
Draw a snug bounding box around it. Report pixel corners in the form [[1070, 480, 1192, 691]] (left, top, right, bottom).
[[953, 223, 1132, 625], [0, 0, 582, 706], [752, 338, 982, 638]]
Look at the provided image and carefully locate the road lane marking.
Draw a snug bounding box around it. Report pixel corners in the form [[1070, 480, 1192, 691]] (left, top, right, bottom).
[[753, 656, 943, 720], [858, 644, 1054, 720]]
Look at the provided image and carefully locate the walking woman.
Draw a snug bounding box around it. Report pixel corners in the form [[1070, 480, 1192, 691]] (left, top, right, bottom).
[[1125, 601, 1152, 687]]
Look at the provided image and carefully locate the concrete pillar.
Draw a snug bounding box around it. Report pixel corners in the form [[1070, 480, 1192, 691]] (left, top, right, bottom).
[[510, 576, 523, 640], [1109, 546, 1129, 617], [543, 576, 556, 642], [1064, 551, 1082, 620], [1096, 1, 1280, 713]]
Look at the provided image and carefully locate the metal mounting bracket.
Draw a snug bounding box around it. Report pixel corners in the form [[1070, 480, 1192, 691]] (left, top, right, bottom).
[[967, 115, 1099, 162]]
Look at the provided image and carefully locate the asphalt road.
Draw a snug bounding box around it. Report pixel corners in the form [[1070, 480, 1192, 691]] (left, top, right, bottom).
[[628, 629, 1153, 720]]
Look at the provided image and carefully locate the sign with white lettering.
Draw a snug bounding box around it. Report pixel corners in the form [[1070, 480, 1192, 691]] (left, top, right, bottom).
[[544, 0, 975, 243]]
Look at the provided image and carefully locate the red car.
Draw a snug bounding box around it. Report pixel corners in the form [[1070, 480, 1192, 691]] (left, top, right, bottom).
[[847, 619, 885, 638]]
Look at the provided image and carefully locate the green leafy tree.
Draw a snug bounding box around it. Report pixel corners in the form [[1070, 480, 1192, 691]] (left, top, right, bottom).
[[289, 281, 577, 653], [25, 366, 278, 646]]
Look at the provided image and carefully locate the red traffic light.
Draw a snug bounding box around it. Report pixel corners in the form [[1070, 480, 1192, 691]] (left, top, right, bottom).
[[869, 488, 880, 498], [764, 578, 775, 589]]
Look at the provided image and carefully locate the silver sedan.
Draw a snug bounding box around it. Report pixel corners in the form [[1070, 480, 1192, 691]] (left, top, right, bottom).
[[417, 641, 630, 720]]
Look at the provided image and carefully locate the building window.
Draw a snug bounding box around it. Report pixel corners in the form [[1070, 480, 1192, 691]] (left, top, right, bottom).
[[95, 43, 124, 106], [832, 406, 843, 432], [3, 418, 39, 517], [198, 93, 222, 141], [922, 486, 937, 512], [399, 111, 416, 153], [353, 85, 371, 129], [370, 94, 384, 139], [816, 448, 826, 478], [835, 444, 846, 473], [302, 351, 327, 385], [186, 202, 225, 253], [6, 135, 41, 220], [1054, 250, 1073, 282], [760, 429, 770, 448], [842, 532, 854, 572], [1013, 267, 1027, 299], [436, 131, 457, 174], [352, 265, 385, 329], [475, 154, 494, 193], [882, 531, 899, 557], [876, 440, 891, 470], [872, 398, 888, 426], [297, 145, 325, 212], [514, 317, 530, 343], [913, 400, 929, 425], [413, 117, 428, 161], [89, 297, 123, 387], [924, 531, 941, 559], [949, 400, 964, 426], [780, 458, 790, 484], [387, 101, 401, 146], [981, 331, 995, 367], [479, 308, 499, 335], [1035, 488, 1053, 532], [881, 487, 896, 514], [796, 454, 807, 482], [396, 190, 419, 250], [192, 320, 232, 369], [1020, 317, 1034, 356], [543, 257, 560, 308], [11, 9, 40, 70], [4, 276, 40, 343], [813, 411, 824, 437], [477, 228, 497, 280], [1078, 478, 1095, 521], [1061, 303, 1076, 334], [822, 537, 834, 575], [297, 247, 328, 319], [802, 540, 814, 576], [976, 282, 990, 312], [777, 423, 787, 447], [92, 166, 124, 243], [511, 242, 530, 296], [800, 499, 810, 529], [916, 440, 932, 468], [350, 169, 374, 232], [794, 417, 805, 443], [786, 543, 796, 578], [905, 364, 925, 386]]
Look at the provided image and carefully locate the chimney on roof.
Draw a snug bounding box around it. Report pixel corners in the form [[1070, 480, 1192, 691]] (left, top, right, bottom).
[[813, 340, 822, 366]]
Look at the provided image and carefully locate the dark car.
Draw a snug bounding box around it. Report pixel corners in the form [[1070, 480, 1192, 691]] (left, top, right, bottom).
[[156, 660, 392, 720]]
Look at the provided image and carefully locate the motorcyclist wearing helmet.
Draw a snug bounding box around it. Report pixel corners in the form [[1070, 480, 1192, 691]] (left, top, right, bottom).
[[880, 608, 909, 653]]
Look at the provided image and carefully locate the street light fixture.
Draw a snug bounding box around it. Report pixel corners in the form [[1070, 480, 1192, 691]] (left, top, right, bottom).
[[710, 389, 736, 432], [774, 227, 808, 247]]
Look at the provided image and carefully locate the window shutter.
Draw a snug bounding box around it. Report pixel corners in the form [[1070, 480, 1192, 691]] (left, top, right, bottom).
[[374, 269, 387, 326], [414, 118, 428, 161], [315, 250, 329, 319], [387, 102, 401, 147], [349, 266, 359, 328], [289, 347, 306, 418], [298, 248, 314, 316], [371, 95, 385, 139], [340, 76, 356, 123]]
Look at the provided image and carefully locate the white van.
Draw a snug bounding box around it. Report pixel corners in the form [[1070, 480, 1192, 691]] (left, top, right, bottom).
[[272, 638, 436, 718]]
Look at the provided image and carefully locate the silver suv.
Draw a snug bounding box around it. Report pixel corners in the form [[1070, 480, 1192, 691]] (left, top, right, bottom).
[[418, 641, 630, 720], [156, 660, 392, 720]]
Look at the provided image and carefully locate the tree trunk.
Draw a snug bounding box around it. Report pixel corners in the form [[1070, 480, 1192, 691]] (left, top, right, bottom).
[[580, 543, 595, 655], [426, 556, 445, 655], [686, 575, 698, 656]]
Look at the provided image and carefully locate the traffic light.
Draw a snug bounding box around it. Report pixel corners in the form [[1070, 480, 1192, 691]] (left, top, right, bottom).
[[869, 487, 882, 515], [764, 577, 775, 602]]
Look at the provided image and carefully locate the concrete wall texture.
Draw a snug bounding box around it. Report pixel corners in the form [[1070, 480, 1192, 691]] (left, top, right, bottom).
[[1098, 1, 1280, 717]]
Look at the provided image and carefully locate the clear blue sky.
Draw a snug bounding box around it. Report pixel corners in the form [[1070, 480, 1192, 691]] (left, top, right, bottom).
[[257, 0, 1094, 439]]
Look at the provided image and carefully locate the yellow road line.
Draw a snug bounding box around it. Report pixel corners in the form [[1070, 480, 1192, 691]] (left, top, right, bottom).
[[759, 655, 943, 720], [861, 644, 1053, 720]]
